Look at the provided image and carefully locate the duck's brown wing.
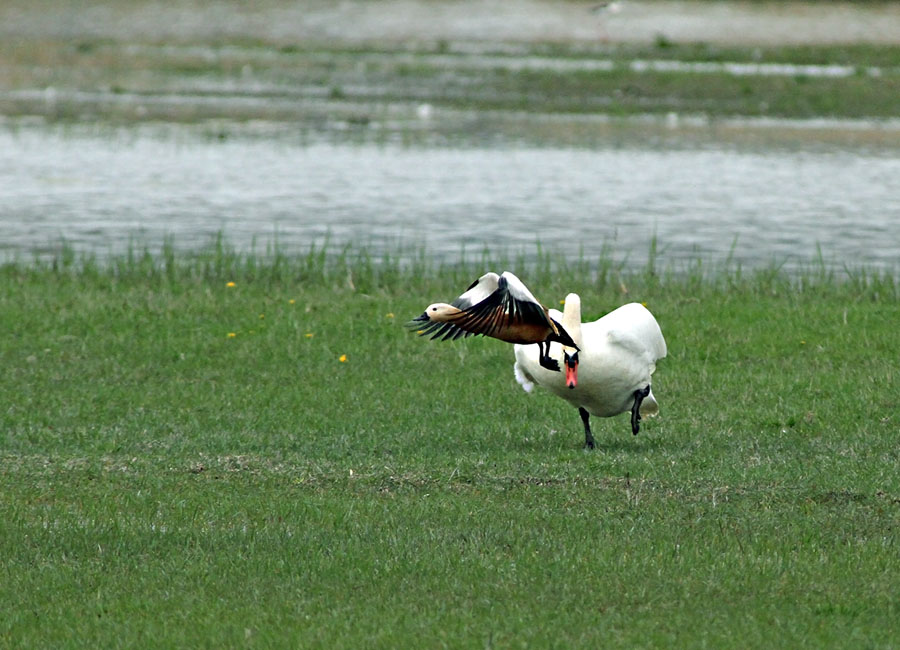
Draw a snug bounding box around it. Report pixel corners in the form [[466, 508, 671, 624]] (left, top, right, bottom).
[[460, 275, 551, 339], [423, 272, 554, 343], [410, 272, 559, 343], [408, 272, 501, 341]]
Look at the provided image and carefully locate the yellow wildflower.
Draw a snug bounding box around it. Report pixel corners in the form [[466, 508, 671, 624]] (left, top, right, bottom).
[[289, 299, 296, 304], [227, 332, 236, 338], [339, 354, 347, 362], [226, 281, 236, 288], [386, 312, 395, 319], [305, 333, 314, 338]]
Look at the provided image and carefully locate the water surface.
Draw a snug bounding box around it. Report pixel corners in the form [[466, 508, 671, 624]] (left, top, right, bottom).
[[2, 123, 898, 272]]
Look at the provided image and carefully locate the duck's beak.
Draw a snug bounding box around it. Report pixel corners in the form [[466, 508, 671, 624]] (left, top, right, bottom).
[[564, 351, 578, 389], [405, 312, 430, 331]]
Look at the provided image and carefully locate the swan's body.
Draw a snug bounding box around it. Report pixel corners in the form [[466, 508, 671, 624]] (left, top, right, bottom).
[[410, 271, 578, 371], [514, 294, 666, 448]]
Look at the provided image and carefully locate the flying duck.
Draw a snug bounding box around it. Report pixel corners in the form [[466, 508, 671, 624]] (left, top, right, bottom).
[[409, 271, 578, 372]]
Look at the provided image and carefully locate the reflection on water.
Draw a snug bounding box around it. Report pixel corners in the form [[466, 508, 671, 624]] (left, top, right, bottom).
[[1, 123, 898, 272]]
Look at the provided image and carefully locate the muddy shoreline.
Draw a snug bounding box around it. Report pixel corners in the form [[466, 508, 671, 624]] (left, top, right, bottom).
[[2, 1, 899, 47]]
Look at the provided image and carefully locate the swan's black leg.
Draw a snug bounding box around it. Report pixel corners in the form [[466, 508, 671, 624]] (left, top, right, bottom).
[[579, 407, 595, 449], [538, 341, 560, 372], [631, 385, 651, 435]]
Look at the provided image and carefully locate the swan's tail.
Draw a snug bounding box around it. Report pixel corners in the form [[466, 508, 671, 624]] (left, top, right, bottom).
[[513, 361, 535, 393]]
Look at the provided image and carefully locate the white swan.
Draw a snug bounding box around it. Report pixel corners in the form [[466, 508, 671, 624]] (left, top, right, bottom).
[[514, 293, 667, 448]]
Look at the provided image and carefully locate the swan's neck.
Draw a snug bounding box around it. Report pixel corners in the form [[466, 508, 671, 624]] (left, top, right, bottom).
[[562, 293, 582, 349]]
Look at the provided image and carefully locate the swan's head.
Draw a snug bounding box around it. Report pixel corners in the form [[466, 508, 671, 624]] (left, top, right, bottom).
[[564, 350, 579, 389]]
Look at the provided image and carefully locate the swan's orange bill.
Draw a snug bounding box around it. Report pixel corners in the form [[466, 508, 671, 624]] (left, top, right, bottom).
[[565, 360, 578, 389]]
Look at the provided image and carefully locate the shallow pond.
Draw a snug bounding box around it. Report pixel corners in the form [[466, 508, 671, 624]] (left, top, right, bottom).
[[2, 121, 898, 273]]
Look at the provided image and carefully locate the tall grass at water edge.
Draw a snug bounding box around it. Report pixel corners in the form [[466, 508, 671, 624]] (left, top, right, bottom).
[[14, 236, 898, 297], [1, 242, 898, 648]]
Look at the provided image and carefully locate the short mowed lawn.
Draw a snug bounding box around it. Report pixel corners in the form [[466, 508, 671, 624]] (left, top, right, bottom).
[[1, 249, 898, 648]]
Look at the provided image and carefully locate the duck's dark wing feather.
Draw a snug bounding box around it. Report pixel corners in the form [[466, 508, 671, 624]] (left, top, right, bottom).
[[410, 314, 478, 342], [416, 273, 553, 342]]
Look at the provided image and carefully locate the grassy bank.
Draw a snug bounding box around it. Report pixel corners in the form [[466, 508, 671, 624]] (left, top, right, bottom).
[[2, 38, 899, 125], [1, 248, 898, 647]]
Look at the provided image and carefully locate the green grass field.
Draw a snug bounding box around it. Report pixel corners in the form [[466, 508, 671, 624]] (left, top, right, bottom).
[[1, 247, 898, 648]]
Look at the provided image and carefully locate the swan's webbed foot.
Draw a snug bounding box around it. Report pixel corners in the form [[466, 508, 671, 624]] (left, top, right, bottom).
[[579, 407, 595, 449], [631, 385, 651, 435], [537, 341, 560, 372]]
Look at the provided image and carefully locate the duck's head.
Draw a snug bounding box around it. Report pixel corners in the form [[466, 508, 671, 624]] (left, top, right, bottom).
[[563, 349, 579, 389], [417, 302, 458, 323]]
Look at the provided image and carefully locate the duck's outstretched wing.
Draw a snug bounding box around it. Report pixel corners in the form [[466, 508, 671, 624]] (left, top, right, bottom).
[[412, 271, 554, 342], [410, 315, 478, 342], [407, 272, 499, 341], [451, 272, 501, 309]]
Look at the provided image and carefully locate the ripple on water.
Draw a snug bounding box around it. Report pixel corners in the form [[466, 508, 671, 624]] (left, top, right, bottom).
[[1, 123, 898, 273]]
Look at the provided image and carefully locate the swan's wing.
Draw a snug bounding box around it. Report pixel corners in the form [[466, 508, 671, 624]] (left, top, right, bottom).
[[602, 303, 667, 365]]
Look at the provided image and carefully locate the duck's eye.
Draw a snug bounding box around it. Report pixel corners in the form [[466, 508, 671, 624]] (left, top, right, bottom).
[[431, 307, 437, 311]]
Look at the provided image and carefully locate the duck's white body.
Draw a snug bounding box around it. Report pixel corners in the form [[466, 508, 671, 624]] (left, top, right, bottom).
[[514, 295, 666, 444]]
